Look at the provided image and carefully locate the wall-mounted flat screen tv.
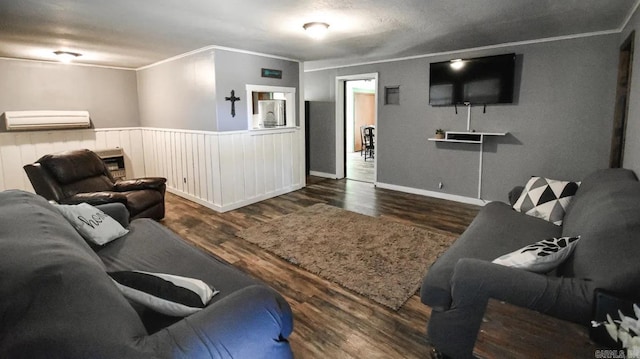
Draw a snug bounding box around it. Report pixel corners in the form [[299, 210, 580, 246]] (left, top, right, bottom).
[[429, 53, 516, 106]]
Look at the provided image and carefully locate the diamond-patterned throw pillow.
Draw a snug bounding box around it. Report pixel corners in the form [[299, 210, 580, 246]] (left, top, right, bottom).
[[512, 176, 580, 225], [492, 236, 580, 273]]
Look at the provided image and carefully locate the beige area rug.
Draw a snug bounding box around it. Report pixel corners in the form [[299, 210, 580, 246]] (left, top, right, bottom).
[[236, 203, 456, 310]]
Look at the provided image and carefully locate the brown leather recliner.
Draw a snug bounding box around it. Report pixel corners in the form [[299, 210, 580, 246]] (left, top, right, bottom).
[[23, 149, 167, 220]]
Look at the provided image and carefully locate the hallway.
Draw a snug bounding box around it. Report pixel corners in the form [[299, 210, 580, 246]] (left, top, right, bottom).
[[346, 151, 374, 183]]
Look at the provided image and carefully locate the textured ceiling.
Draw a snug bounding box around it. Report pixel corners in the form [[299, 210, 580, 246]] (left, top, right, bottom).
[[0, 0, 638, 70]]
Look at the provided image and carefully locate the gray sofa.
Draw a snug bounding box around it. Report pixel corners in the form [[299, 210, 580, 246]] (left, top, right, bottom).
[[420, 168, 640, 358], [0, 190, 293, 359]]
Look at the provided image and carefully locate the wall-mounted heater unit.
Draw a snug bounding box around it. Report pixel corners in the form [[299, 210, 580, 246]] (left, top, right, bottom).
[[3, 110, 91, 131]]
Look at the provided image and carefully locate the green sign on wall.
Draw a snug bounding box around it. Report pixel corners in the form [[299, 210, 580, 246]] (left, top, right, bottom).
[[261, 68, 282, 79]]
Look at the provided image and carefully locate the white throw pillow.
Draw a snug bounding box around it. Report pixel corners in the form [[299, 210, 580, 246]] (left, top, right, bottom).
[[492, 236, 580, 273], [108, 271, 219, 317], [512, 177, 580, 226], [53, 203, 129, 245]]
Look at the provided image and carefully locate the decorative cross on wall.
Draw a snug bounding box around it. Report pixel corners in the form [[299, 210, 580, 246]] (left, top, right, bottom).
[[225, 90, 241, 117]]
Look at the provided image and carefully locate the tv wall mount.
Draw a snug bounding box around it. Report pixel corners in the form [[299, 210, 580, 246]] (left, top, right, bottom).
[[453, 102, 487, 132]]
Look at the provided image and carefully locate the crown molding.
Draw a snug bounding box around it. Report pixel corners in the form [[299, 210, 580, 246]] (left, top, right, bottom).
[[304, 29, 620, 72], [136, 45, 300, 71], [0, 56, 135, 71]]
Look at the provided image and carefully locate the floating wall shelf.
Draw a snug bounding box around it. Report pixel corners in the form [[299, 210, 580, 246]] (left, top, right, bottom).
[[428, 131, 507, 144]]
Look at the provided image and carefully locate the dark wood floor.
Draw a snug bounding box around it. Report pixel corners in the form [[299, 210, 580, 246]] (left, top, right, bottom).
[[161, 177, 480, 358]]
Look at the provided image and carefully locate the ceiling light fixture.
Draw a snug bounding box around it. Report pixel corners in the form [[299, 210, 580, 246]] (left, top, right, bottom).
[[53, 50, 81, 63], [450, 59, 465, 70], [303, 22, 330, 40]]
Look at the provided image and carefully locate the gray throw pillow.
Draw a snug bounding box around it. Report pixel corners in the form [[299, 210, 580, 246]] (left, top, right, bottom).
[[53, 203, 129, 245]]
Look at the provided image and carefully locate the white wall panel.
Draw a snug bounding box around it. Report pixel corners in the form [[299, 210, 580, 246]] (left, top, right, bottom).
[[263, 134, 276, 194], [143, 130, 153, 177], [243, 134, 256, 200], [0, 128, 146, 192], [217, 134, 235, 206], [0, 127, 304, 212], [172, 133, 180, 192], [180, 133, 189, 193], [232, 134, 245, 203], [274, 133, 284, 190], [128, 130, 145, 178], [95, 131, 107, 150], [203, 135, 214, 203], [209, 134, 222, 206], [1, 134, 25, 190], [253, 135, 266, 196], [282, 132, 294, 188], [79, 131, 95, 151], [140, 128, 303, 212], [196, 134, 206, 201], [293, 130, 303, 186], [31, 132, 55, 162], [104, 131, 121, 150], [13, 133, 35, 190], [185, 133, 195, 195]]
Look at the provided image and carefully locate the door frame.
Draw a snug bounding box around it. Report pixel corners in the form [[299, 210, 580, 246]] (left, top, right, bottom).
[[610, 31, 635, 168], [334, 73, 379, 182]]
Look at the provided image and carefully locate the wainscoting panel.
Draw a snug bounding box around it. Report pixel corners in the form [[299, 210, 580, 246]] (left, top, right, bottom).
[[0, 127, 303, 212], [0, 128, 146, 193], [140, 128, 304, 212]]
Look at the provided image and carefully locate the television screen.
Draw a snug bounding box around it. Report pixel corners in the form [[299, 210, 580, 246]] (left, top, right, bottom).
[[429, 53, 516, 106]]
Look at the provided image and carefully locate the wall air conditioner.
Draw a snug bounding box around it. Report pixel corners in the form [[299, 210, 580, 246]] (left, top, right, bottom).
[[3, 110, 91, 131]]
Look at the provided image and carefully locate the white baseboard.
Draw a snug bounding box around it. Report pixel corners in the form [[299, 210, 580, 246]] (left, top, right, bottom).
[[166, 188, 224, 212], [375, 182, 489, 206], [309, 171, 338, 179], [167, 184, 304, 213], [168, 180, 486, 210], [217, 185, 305, 212]]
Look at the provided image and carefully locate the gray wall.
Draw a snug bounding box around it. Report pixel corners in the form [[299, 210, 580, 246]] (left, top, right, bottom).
[[0, 59, 139, 130], [305, 34, 619, 202], [137, 49, 300, 132], [137, 50, 217, 131], [305, 70, 338, 173], [307, 101, 336, 174], [214, 49, 300, 131], [621, 6, 640, 175]]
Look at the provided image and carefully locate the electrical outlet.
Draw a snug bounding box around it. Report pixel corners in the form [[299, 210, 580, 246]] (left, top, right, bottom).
[[183, 177, 187, 184], [438, 182, 443, 189]]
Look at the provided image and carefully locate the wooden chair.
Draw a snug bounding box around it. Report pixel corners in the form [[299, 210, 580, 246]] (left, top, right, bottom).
[[363, 126, 375, 161]]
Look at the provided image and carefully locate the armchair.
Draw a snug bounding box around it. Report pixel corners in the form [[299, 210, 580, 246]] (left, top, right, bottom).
[[24, 149, 166, 220]]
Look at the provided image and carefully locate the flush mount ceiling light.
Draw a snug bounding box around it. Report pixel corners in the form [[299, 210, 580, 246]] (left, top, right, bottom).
[[53, 50, 81, 63], [303, 22, 330, 40], [450, 59, 465, 70]]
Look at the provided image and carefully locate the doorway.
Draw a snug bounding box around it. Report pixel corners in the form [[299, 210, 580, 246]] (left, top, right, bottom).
[[346, 80, 376, 182], [610, 31, 634, 168], [334, 73, 379, 183]]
